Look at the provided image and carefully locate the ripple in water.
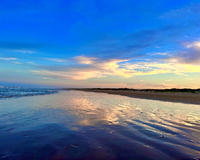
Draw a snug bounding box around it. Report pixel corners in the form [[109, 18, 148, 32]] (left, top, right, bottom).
[[0, 90, 199, 159]]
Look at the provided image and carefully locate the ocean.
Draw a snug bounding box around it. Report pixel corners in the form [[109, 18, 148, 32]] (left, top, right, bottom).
[[0, 87, 200, 159]]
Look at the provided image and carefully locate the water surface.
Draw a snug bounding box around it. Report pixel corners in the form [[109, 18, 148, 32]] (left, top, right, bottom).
[[0, 86, 58, 98], [0, 90, 200, 159]]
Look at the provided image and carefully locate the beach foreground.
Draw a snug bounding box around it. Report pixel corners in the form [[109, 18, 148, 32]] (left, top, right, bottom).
[[0, 90, 200, 159], [77, 89, 200, 105]]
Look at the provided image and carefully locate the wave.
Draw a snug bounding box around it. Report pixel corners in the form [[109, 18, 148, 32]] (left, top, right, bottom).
[[0, 86, 59, 99]]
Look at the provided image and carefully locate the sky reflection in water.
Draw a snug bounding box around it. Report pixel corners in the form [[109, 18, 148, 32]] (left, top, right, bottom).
[[0, 91, 200, 159]]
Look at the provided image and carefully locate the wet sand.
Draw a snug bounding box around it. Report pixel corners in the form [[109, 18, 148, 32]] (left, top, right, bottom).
[[0, 91, 200, 159], [79, 89, 200, 105]]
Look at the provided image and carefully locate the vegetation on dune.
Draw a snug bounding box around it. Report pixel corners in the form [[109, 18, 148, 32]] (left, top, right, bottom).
[[64, 88, 200, 94]]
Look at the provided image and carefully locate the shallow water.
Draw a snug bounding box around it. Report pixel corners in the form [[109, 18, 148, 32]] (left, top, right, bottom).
[[0, 90, 200, 160]]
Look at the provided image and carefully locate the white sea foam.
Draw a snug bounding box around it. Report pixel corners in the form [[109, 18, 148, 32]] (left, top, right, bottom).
[[0, 86, 58, 98]]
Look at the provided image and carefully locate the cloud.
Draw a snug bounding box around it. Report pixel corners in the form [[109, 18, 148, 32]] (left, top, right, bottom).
[[82, 26, 173, 60], [13, 62, 21, 64], [93, 83, 128, 88], [31, 70, 104, 80], [0, 57, 17, 60], [32, 58, 131, 80], [133, 83, 146, 88], [131, 82, 181, 89], [128, 25, 180, 45], [41, 77, 48, 79], [13, 49, 35, 54], [165, 79, 172, 82], [27, 62, 35, 64], [94, 43, 148, 60], [152, 52, 170, 56], [123, 61, 200, 76], [74, 56, 97, 64], [45, 58, 67, 63], [186, 41, 200, 49], [83, 3, 200, 61], [31, 54, 200, 81], [160, 3, 200, 20], [153, 83, 179, 89], [87, 23, 188, 61], [172, 41, 200, 64]]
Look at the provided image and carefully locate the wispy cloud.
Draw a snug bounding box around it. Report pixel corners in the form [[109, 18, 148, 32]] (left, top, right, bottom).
[[74, 56, 97, 64], [32, 70, 104, 80], [133, 83, 146, 88], [27, 62, 35, 65], [31, 55, 200, 81], [153, 83, 180, 89], [32, 58, 131, 80], [172, 41, 200, 64], [160, 3, 200, 20], [123, 61, 200, 76], [0, 57, 17, 60], [13, 49, 35, 54], [44, 58, 67, 63], [165, 79, 172, 82], [93, 83, 128, 88], [13, 62, 21, 64], [152, 52, 171, 56], [41, 77, 48, 79], [132, 82, 181, 89]]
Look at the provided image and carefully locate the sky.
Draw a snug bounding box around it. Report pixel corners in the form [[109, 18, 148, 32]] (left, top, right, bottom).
[[0, 0, 200, 88]]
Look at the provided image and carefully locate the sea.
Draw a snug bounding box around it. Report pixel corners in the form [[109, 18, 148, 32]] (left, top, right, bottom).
[[0, 86, 200, 159]]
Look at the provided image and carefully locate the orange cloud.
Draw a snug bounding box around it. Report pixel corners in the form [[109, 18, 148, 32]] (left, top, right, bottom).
[[32, 55, 200, 81]]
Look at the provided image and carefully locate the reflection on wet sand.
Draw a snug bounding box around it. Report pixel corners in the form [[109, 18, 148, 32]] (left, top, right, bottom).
[[0, 90, 200, 159]]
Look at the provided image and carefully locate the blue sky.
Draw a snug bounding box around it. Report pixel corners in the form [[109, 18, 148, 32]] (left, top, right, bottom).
[[0, 0, 200, 88]]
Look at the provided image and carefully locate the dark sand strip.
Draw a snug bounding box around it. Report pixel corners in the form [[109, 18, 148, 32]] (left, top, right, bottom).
[[78, 90, 200, 105]]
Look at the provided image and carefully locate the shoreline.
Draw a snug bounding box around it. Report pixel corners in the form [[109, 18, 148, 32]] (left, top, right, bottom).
[[76, 89, 200, 105]]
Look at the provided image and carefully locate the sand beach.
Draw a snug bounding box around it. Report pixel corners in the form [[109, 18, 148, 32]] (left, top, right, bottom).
[[78, 89, 200, 105]]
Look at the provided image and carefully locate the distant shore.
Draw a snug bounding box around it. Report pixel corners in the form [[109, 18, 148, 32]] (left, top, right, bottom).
[[70, 88, 200, 105]]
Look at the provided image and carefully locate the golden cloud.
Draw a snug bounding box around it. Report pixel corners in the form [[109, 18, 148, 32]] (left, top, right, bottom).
[[32, 55, 200, 80]]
